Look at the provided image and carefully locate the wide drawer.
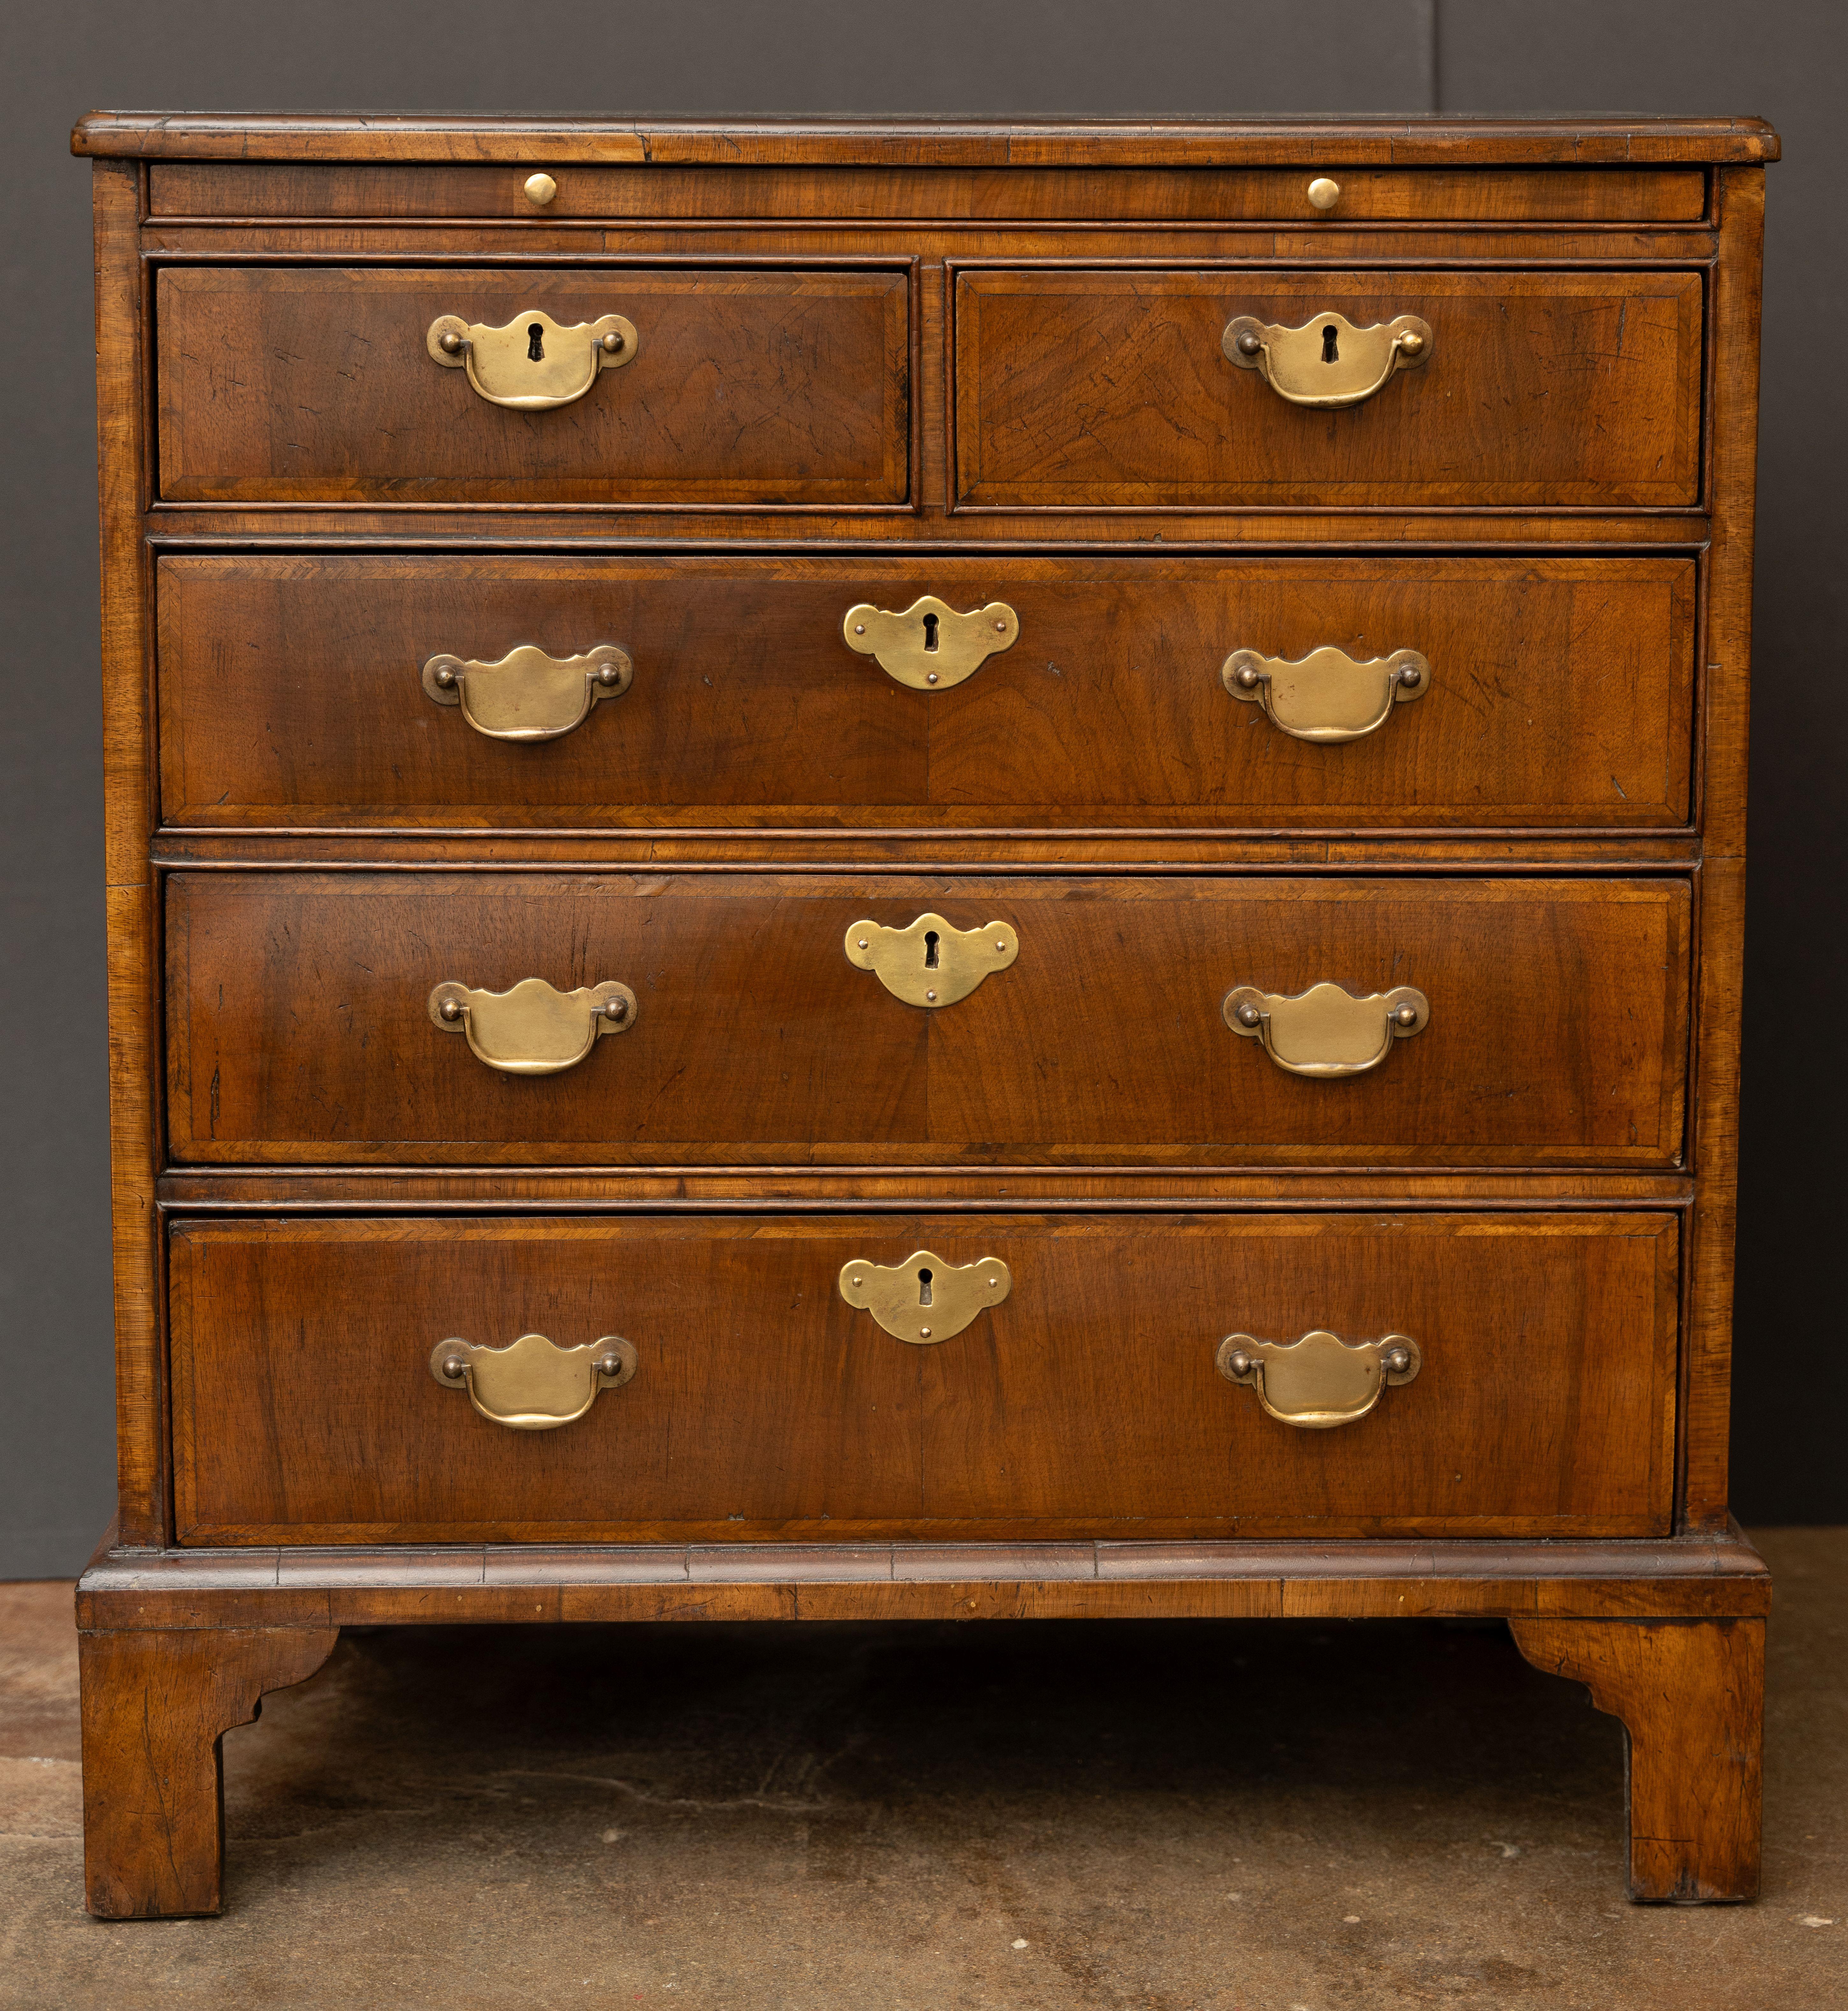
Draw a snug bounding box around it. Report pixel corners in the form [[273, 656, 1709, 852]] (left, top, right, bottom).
[[148, 162, 1708, 225], [156, 553, 1696, 830], [954, 269, 1704, 509], [155, 265, 912, 505], [167, 1211, 1680, 1544], [165, 873, 1689, 1168]]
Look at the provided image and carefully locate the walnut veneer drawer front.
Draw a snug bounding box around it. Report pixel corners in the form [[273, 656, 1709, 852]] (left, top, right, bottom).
[[157, 553, 1695, 830], [165, 873, 1687, 1168], [155, 266, 911, 505], [148, 162, 1708, 223], [168, 1213, 1678, 1545], [954, 270, 1704, 509]]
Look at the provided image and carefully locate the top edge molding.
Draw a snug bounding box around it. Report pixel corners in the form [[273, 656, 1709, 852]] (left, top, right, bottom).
[[71, 112, 1781, 167]]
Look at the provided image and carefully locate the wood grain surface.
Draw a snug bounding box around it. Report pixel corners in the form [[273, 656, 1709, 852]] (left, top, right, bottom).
[[162, 872, 1691, 1167], [955, 270, 1705, 509], [79, 1624, 340, 1917], [145, 162, 1709, 224], [156, 266, 912, 505], [1511, 1615, 1764, 1902], [166, 1211, 1679, 1544], [155, 553, 1696, 831]]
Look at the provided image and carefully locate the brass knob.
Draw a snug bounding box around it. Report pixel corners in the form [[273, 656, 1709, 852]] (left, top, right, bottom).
[[1392, 1002, 1419, 1029], [1397, 661, 1423, 689], [439, 1353, 468, 1381], [1234, 662, 1262, 691], [1398, 330, 1427, 359], [523, 172, 558, 206], [599, 331, 625, 355], [1235, 1001, 1262, 1029], [1382, 1346, 1412, 1375], [437, 329, 465, 355], [1224, 1348, 1254, 1378], [1307, 177, 1341, 210], [1234, 330, 1264, 357]]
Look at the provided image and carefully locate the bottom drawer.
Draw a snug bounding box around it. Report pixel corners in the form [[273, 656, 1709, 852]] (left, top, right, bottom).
[[169, 1212, 1678, 1545]]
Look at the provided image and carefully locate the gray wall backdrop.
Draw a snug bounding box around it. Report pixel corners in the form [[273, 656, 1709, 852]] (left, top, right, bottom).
[[2, 2, 1842, 1575]]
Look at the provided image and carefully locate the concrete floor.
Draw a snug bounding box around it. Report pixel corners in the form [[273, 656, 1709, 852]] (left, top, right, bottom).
[[1, 1533, 1842, 2010]]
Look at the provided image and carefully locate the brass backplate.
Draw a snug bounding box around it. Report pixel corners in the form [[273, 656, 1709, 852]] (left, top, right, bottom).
[[845, 913, 1019, 1008], [430, 1332, 637, 1431], [839, 1251, 1013, 1345], [422, 643, 632, 741], [1216, 1330, 1421, 1429], [1222, 646, 1429, 743], [428, 977, 637, 1075], [1222, 310, 1432, 409], [1223, 981, 1429, 1078], [427, 308, 639, 410], [842, 596, 1019, 690]]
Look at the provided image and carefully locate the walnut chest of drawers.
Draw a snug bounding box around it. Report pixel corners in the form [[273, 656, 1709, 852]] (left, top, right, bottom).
[[71, 111, 1778, 1916]]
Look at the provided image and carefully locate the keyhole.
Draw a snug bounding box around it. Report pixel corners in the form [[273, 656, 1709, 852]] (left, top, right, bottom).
[[922, 612, 940, 653], [527, 323, 545, 362], [917, 1267, 934, 1305], [1321, 325, 1339, 364], [924, 930, 940, 968]]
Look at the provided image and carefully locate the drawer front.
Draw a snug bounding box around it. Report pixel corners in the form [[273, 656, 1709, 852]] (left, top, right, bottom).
[[156, 266, 911, 505], [166, 873, 1688, 1168], [168, 1212, 1679, 1544], [954, 269, 1704, 510], [147, 162, 1709, 224], [157, 553, 1696, 831]]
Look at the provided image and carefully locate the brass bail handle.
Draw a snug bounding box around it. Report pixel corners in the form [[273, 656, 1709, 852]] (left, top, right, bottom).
[[1223, 647, 1429, 744], [1216, 1330, 1421, 1429], [422, 644, 633, 742], [427, 308, 639, 411], [431, 1332, 638, 1431], [1223, 310, 1432, 410], [429, 977, 638, 1076], [843, 597, 1020, 690], [1223, 981, 1428, 1079], [839, 1250, 1013, 1344], [846, 913, 1019, 1008]]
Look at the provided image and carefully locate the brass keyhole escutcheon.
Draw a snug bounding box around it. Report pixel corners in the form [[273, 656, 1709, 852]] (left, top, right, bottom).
[[427, 308, 639, 411], [846, 913, 1019, 1008], [843, 596, 1019, 690], [840, 1251, 1013, 1344], [1223, 310, 1432, 410]]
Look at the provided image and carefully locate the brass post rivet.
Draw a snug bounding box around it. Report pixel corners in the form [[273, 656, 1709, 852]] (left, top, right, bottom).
[[599, 663, 620, 685], [1307, 176, 1341, 210], [1397, 331, 1426, 359], [994, 620, 1007, 632], [995, 941, 1006, 952], [1398, 663, 1422, 688], [440, 998, 462, 1021], [919, 1327, 931, 1339], [926, 671, 939, 684], [857, 938, 869, 950], [438, 330, 464, 355], [441, 1354, 467, 1380], [1235, 330, 1263, 357], [851, 1276, 863, 1287], [605, 999, 627, 1021], [1236, 663, 1261, 690], [926, 989, 938, 1002], [600, 332, 624, 355], [1227, 1349, 1252, 1377], [854, 624, 866, 636], [1393, 1003, 1418, 1028], [524, 172, 558, 207], [434, 664, 457, 687], [1236, 1002, 1261, 1028], [1384, 1347, 1411, 1375]]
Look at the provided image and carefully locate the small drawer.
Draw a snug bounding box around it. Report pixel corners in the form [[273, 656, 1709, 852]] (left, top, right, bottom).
[[954, 268, 1703, 510], [155, 552, 1696, 831], [146, 161, 1709, 226], [155, 265, 911, 506], [167, 1211, 1680, 1545], [164, 872, 1689, 1169]]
